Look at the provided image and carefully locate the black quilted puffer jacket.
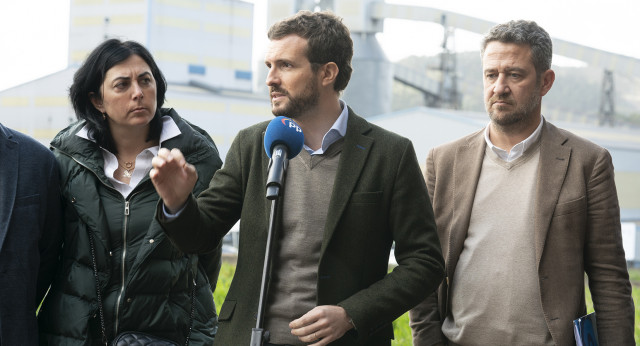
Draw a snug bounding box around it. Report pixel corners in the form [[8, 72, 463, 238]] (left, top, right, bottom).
[[39, 109, 222, 346]]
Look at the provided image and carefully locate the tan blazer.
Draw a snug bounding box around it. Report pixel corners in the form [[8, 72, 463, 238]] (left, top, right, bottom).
[[410, 120, 634, 346]]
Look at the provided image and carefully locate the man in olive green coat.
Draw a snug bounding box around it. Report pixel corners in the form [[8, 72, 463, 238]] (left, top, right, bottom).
[[151, 11, 444, 346]]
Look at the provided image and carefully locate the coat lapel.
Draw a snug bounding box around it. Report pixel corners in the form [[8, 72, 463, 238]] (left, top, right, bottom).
[[534, 122, 570, 266], [321, 111, 373, 254], [0, 125, 18, 252], [448, 131, 485, 273]]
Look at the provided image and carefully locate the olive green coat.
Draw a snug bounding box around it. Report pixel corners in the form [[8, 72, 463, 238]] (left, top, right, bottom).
[[160, 110, 445, 345]]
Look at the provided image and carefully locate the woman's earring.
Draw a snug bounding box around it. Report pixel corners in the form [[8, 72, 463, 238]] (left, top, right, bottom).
[[102, 113, 107, 120]]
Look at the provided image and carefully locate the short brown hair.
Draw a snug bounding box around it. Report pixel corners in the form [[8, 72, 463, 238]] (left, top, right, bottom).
[[268, 10, 353, 92]]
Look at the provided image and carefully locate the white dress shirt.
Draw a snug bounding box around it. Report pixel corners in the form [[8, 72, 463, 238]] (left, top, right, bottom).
[[484, 116, 544, 162], [77, 116, 181, 197]]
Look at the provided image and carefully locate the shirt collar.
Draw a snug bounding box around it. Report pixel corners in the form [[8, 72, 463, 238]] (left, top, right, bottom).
[[76, 115, 181, 150], [484, 115, 544, 162], [304, 99, 349, 155], [76, 115, 181, 197]]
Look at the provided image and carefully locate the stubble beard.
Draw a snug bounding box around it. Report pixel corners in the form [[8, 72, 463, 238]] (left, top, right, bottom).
[[486, 86, 541, 128], [271, 81, 319, 119]]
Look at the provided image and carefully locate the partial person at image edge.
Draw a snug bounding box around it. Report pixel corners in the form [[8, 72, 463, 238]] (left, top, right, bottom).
[[0, 123, 63, 346]]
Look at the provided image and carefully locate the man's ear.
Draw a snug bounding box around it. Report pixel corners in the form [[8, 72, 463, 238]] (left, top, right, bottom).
[[540, 69, 555, 96], [89, 92, 105, 113], [320, 62, 339, 88]]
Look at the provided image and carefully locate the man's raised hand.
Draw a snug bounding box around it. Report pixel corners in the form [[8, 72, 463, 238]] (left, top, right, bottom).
[[150, 148, 198, 213]]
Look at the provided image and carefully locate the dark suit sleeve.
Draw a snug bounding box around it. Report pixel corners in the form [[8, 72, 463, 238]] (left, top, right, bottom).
[[158, 132, 244, 254], [198, 243, 222, 292], [584, 148, 635, 345], [36, 152, 63, 306], [409, 148, 446, 346], [338, 141, 445, 342]]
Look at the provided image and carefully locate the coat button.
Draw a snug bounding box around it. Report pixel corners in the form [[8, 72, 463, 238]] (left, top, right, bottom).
[[71, 197, 76, 203], [149, 239, 155, 244], [126, 298, 132, 303]]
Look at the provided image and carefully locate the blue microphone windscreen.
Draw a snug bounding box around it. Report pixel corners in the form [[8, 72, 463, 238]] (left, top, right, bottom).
[[264, 116, 304, 158]]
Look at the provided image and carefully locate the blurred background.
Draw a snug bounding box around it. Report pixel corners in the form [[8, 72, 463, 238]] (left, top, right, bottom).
[[1, 3, 639, 335]]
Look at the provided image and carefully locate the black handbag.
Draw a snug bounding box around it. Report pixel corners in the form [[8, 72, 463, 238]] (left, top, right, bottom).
[[88, 232, 195, 346], [111, 331, 179, 346]]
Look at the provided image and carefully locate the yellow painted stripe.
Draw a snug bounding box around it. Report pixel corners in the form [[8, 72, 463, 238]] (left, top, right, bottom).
[[203, 57, 250, 70], [154, 51, 199, 64], [110, 14, 145, 25], [203, 24, 251, 38], [1, 97, 30, 107], [203, 57, 229, 68], [156, 0, 200, 10], [232, 60, 250, 70], [163, 99, 226, 112], [155, 16, 200, 31], [204, 23, 231, 36], [73, 16, 104, 26], [35, 97, 70, 107]]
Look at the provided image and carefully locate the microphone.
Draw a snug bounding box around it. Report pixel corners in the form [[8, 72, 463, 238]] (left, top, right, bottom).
[[264, 116, 304, 199]]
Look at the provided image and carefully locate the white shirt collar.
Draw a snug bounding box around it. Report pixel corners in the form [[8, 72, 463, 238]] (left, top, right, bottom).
[[304, 99, 349, 155], [484, 116, 544, 162], [77, 115, 181, 197]]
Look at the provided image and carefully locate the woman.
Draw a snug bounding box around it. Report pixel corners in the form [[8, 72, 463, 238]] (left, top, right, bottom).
[[38, 39, 222, 345]]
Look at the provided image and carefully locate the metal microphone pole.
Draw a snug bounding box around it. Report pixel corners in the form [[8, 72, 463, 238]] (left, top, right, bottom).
[[250, 150, 288, 346]]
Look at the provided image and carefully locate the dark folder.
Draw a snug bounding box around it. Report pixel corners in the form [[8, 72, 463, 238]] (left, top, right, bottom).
[[573, 312, 599, 346]]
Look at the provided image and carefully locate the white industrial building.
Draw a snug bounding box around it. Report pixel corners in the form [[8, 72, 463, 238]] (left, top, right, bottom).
[[1, 0, 639, 263]]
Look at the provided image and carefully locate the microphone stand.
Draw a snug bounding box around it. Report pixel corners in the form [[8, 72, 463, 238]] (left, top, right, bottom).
[[250, 150, 289, 346]]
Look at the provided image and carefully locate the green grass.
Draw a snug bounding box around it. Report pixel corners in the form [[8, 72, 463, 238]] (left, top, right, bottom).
[[213, 262, 640, 345]]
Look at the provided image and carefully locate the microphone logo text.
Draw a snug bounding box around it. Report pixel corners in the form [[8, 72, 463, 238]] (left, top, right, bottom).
[[281, 117, 302, 133]]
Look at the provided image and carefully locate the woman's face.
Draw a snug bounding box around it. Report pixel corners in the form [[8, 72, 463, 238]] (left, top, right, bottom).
[[91, 54, 157, 130]]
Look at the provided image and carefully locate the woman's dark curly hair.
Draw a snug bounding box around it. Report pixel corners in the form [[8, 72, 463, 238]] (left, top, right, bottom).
[[69, 39, 167, 153]]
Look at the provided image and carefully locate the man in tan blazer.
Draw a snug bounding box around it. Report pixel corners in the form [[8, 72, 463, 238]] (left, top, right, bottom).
[[409, 20, 634, 345]]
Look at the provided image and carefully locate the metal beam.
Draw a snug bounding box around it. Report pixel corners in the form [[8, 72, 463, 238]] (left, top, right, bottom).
[[370, 2, 640, 76]]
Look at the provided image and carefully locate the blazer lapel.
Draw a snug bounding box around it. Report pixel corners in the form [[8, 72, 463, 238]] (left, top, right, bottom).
[[0, 126, 19, 251], [534, 122, 570, 266], [321, 111, 373, 254], [448, 131, 485, 273]]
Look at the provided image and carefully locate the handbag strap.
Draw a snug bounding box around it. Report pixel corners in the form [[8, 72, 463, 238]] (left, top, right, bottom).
[[88, 231, 196, 346]]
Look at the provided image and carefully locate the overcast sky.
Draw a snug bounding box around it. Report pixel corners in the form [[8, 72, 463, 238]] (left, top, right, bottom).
[[0, 0, 638, 92]]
